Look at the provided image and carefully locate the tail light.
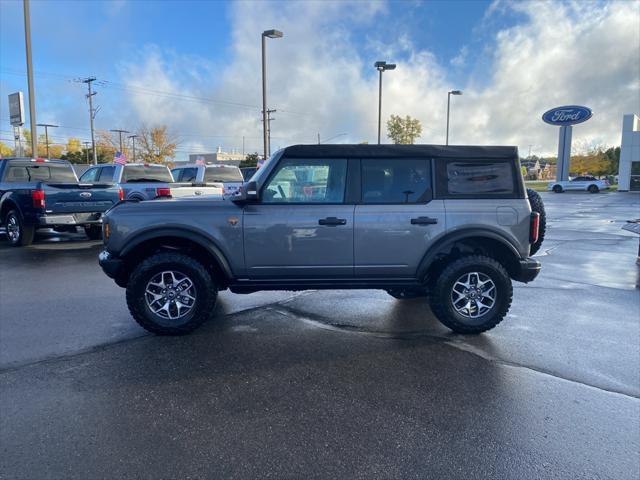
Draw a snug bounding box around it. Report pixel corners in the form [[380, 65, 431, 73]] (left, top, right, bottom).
[[32, 189, 45, 209], [156, 187, 171, 197], [118, 188, 124, 201], [530, 212, 540, 244]]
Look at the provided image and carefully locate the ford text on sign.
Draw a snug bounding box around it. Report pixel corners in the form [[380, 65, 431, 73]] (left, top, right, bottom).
[[542, 105, 592, 126]]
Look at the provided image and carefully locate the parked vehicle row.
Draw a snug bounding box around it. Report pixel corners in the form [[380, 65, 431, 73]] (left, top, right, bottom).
[[1, 159, 246, 246], [0, 158, 123, 246], [99, 144, 544, 337], [79, 163, 224, 200]]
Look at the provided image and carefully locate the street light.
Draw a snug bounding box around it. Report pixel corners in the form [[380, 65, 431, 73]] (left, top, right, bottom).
[[446, 89, 463, 146], [374, 61, 396, 144], [261, 29, 283, 161], [36, 123, 58, 158]]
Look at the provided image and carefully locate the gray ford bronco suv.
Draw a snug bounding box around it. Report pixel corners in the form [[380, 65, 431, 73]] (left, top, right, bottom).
[[99, 144, 544, 335]]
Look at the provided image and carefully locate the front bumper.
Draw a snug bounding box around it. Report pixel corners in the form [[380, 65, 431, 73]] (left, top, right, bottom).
[[98, 250, 123, 280], [40, 212, 103, 226], [513, 257, 541, 283]]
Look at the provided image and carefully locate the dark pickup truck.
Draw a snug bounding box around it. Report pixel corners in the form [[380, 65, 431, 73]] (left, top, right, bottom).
[[0, 157, 123, 246]]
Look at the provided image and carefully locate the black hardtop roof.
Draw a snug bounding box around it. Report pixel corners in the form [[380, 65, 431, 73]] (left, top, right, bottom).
[[281, 144, 518, 159]]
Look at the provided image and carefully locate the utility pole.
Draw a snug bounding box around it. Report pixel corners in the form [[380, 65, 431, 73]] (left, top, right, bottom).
[[317, 133, 321, 144], [82, 141, 91, 164], [128, 134, 138, 162], [242, 136, 245, 156], [110, 129, 129, 153], [528, 145, 533, 158], [36, 123, 58, 159], [264, 109, 276, 156], [81, 77, 98, 164], [23, 0, 38, 157]]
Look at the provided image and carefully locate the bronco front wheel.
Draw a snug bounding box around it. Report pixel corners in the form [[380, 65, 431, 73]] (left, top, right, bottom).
[[126, 252, 217, 335]]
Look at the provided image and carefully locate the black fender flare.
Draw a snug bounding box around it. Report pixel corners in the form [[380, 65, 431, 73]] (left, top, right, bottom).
[[119, 227, 234, 280], [416, 228, 522, 280]]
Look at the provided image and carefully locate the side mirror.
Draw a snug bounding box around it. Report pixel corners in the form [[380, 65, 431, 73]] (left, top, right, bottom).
[[232, 181, 259, 204]]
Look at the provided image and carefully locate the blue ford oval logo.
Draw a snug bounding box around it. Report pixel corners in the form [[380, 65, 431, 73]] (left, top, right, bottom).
[[542, 105, 592, 126]]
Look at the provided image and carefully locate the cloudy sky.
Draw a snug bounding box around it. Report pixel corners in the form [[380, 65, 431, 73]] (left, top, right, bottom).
[[0, 0, 638, 160]]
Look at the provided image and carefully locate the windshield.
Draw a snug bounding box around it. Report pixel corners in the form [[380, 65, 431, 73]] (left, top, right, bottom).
[[7, 163, 78, 183], [122, 165, 173, 183], [204, 166, 243, 183]]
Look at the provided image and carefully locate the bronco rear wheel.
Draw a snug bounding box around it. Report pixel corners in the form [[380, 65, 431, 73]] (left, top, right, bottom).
[[126, 252, 217, 335], [429, 255, 512, 334]]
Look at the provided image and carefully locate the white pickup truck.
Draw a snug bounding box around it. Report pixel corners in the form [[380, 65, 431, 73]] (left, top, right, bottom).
[[548, 176, 610, 193], [172, 164, 244, 197], [79, 163, 223, 200]]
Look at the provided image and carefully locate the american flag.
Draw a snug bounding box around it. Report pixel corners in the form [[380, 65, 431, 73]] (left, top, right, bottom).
[[195, 156, 205, 165], [114, 151, 127, 165]]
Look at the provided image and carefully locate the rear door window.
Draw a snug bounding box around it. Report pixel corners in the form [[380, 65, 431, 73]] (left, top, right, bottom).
[[436, 159, 517, 197], [361, 158, 431, 204], [98, 166, 115, 182], [122, 165, 172, 182], [204, 166, 243, 183], [176, 168, 197, 182]]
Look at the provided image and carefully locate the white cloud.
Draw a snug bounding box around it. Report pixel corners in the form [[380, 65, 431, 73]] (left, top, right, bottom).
[[120, 0, 640, 159]]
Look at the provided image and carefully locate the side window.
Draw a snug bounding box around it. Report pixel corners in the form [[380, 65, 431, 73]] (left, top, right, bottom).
[[262, 158, 347, 204], [436, 159, 516, 197], [79, 168, 99, 183], [361, 159, 431, 204], [98, 166, 115, 182], [179, 168, 197, 183], [171, 168, 182, 181]]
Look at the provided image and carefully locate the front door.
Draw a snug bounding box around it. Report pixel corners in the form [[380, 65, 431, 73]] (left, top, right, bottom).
[[354, 158, 445, 277], [243, 157, 354, 278]]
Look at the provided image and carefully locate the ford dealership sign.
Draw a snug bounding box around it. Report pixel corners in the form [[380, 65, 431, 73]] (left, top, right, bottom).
[[542, 105, 592, 126]]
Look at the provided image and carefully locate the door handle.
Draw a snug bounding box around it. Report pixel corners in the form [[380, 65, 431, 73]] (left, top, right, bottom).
[[410, 216, 438, 225], [319, 217, 347, 226]]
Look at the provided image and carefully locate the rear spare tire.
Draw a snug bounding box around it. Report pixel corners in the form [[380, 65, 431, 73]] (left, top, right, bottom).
[[526, 188, 546, 255]]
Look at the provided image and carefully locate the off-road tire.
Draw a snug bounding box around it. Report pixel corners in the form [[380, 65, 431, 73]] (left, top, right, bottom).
[[126, 252, 217, 335], [386, 288, 428, 299], [588, 184, 599, 193], [429, 255, 512, 334], [552, 184, 563, 193], [5, 209, 35, 247], [526, 188, 546, 255], [84, 225, 102, 240]]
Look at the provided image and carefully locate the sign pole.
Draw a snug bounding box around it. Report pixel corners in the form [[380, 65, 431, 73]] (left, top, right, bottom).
[[556, 125, 572, 182]]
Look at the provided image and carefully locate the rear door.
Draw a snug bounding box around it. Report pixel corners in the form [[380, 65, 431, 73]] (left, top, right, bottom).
[[243, 156, 354, 278], [354, 158, 445, 277]]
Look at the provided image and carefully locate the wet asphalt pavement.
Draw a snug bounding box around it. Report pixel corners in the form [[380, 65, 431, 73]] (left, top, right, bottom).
[[0, 192, 639, 479]]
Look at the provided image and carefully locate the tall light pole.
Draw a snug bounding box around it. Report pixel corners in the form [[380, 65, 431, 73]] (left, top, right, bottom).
[[374, 61, 396, 144], [23, 0, 38, 157], [446, 90, 462, 145], [128, 134, 138, 162], [261, 29, 283, 161], [36, 123, 58, 158]]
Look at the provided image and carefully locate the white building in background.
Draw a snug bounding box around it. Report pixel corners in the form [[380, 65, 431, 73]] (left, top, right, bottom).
[[184, 146, 245, 166], [618, 114, 640, 191]]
